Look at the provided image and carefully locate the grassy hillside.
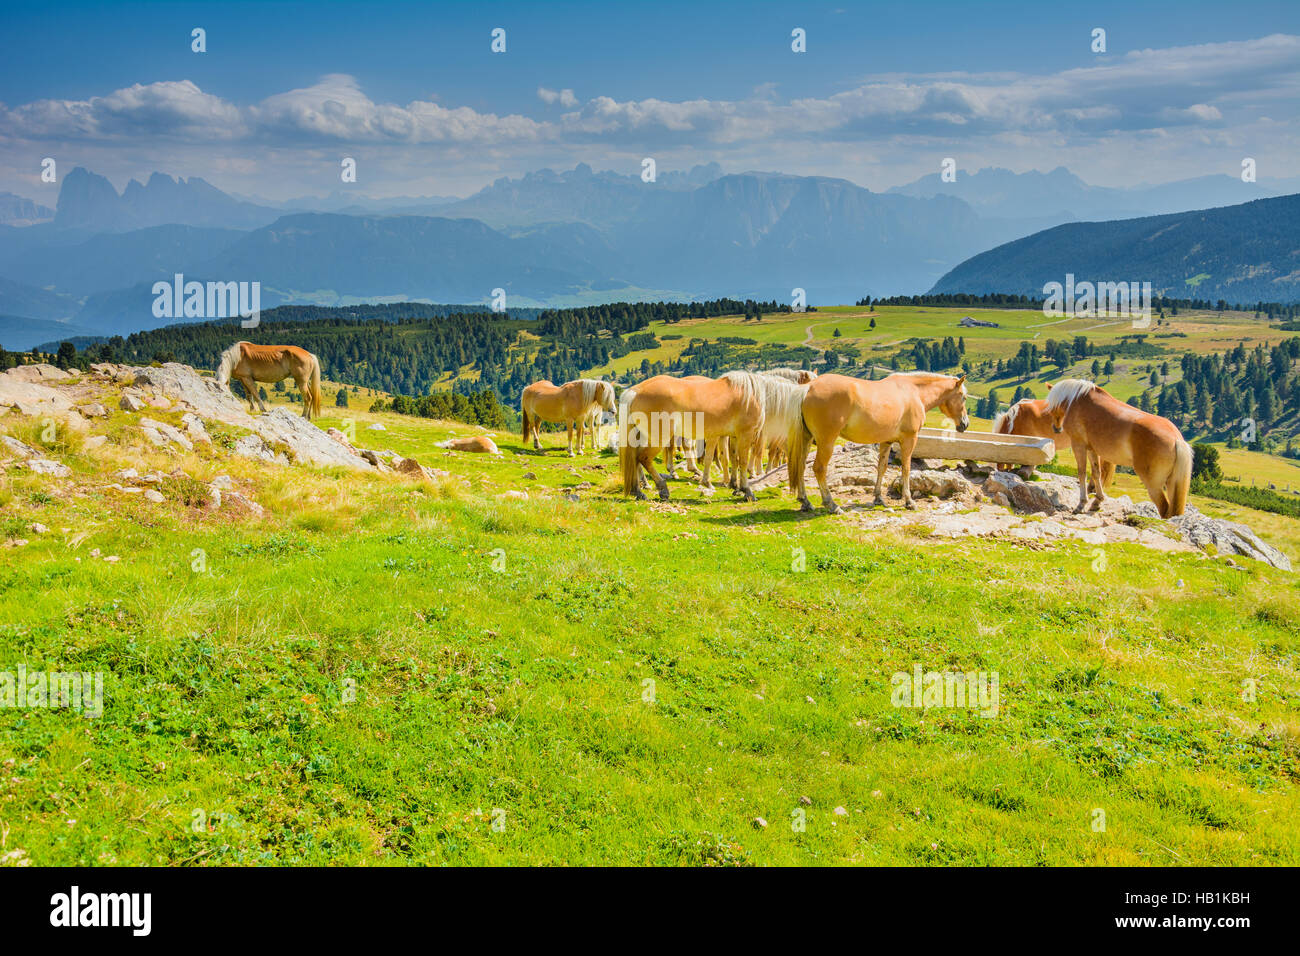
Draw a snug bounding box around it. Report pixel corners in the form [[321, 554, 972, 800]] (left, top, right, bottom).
[[1, 383, 1297, 866]]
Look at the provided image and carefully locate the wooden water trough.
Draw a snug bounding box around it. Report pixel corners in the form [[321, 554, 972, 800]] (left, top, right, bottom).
[[911, 427, 1055, 466]]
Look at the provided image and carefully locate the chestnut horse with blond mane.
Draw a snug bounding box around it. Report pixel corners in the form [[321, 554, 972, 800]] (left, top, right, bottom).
[[620, 371, 806, 502], [217, 342, 322, 419], [995, 398, 1114, 493], [788, 371, 969, 513], [1046, 379, 1191, 517], [521, 378, 617, 455]]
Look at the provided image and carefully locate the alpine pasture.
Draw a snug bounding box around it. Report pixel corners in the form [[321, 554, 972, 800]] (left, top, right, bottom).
[[1, 303, 1298, 867]]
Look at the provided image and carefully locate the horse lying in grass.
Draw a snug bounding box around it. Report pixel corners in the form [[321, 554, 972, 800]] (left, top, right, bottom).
[[994, 398, 1114, 493], [788, 372, 969, 513], [217, 341, 323, 419], [521, 379, 617, 456], [1046, 379, 1191, 517]]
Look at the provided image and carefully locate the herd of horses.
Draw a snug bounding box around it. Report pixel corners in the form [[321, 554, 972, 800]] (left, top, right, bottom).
[[525, 369, 1193, 519], [209, 340, 1193, 519]]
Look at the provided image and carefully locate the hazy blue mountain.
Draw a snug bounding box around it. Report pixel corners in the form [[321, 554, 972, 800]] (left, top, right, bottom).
[[0, 314, 97, 351], [0, 192, 55, 226], [891, 166, 1289, 221], [0, 224, 246, 297], [0, 276, 80, 322], [53, 168, 280, 232], [930, 193, 1300, 302]]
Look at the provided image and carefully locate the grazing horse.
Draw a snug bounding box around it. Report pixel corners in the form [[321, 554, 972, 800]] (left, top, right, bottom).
[[1045, 379, 1191, 517], [621, 371, 792, 502], [788, 372, 969, 513], [994, 398, 1114, 492], [521, 379, 617, 455], [217, 342, 322, 419], [746, 371, 817, 476]]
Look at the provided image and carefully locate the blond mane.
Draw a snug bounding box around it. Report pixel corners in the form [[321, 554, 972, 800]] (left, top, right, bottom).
[[1046, 379, 1097, 413]]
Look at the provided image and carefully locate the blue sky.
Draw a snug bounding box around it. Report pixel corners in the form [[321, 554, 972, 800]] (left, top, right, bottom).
[[2, 0, 1298, 199]]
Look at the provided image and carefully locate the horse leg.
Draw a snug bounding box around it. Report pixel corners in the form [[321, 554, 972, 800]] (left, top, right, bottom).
[[642, 449, 670, 501], [874, 442, 891, 506], [1087, 449, 1106, 511], [734, 434, 757, 502], [1070, 441, 1091, 512], [813, 439, 840, 514], [699, 439, 716, 490], [237, 373, 260, 413], [898, 432, 919, 510]]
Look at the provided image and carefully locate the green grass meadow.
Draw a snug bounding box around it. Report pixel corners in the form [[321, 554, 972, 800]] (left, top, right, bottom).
[[1, 391, 1298, 866]]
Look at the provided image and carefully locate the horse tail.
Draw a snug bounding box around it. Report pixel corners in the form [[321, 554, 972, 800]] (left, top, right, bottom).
[[619, 387, 640, 496], [620, 428, 641, 496], [308, 353, 323, 419], [1167, 438, 1192, 517], [520, 395, 533, 443], [787, 395, 811, 498]]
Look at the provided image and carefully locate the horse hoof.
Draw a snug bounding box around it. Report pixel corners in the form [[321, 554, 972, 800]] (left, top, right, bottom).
[[799, 500, 813, 513], [658, 491, 670, 502], [872, 497, 885, 508], [827, 503, 843, 515]]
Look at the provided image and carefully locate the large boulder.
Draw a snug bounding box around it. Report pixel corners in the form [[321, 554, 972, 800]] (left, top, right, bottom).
[[128, 364, 372, 470], [1172, 507, 1292, 571], [890, 468, 974, 500]]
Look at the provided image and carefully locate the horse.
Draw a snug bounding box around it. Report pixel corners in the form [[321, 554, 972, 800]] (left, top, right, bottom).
[[521, 379, 617, 456], [216, 342, 322, 419], [620, 371, 797, 502], [1045, 379, 1191, 517], [745, 371, 817, 476], [994, 398, 1114, 492], [788, 372, 969, 513]]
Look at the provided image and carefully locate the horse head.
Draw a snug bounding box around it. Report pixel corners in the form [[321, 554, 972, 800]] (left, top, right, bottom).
[[942, 374, 969, 432]]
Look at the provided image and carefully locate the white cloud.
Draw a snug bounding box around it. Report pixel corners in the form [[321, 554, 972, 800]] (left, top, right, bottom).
[[537, 87, 578, 108]]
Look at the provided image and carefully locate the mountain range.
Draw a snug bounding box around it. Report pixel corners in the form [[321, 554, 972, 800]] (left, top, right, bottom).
[[0, 162, 1295, 349]]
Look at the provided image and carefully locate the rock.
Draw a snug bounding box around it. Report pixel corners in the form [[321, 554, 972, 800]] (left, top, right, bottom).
[[77, 403, 108, 418], [180, 413, 211, 444], [435, 436, 501, 454], [890, 468, 974, 500], [357, 449, 390, 472], [143, 489, 166, 504], [367, 423, 386, 431], [119, 394, 146, 412], [0, 435, 39, 459], [128, 365, 374, 470], [26, 459, 70, 477], [29, 523, 48, 534], [83, 435, 108, 451], [497, 490, 528, 501], [325, 427, 353, 447], [146, 395, 172, 410], [3, 364, 72, 384], [522, 472, 537, 480], [1172, 507, 1292, 571], [232, 434, 287, 465], [1009, 481, 1057, 515], [139, 417, 193, 451], [222, 491, 265, 518], [394, 456, 448, 482], [0, 375, 75, 415], [210, 474, 234, 490], [752, 817, 768, 829]]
